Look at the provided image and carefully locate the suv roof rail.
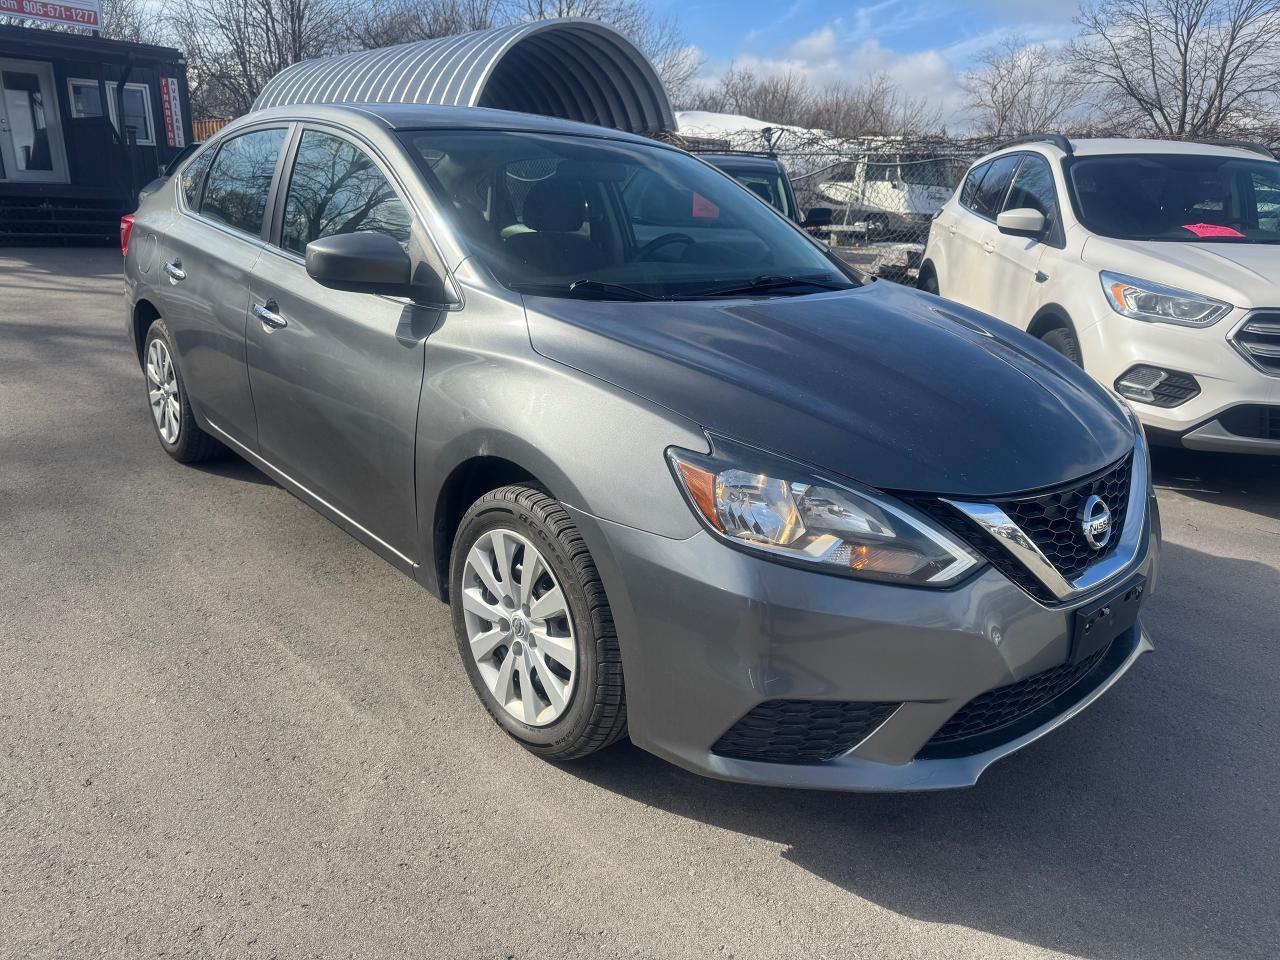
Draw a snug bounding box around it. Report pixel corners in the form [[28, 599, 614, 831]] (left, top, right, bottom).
[[995, 133, 1074, 155], [687, 147, 780, 159], [1192, 137, 1276, 159]]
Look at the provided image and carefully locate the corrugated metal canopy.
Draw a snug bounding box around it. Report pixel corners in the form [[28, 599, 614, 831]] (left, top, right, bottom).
[[252, 19, 675, 134]]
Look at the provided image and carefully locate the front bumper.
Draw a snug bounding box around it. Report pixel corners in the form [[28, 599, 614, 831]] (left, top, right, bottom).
[[568, 495, 1157, 792]]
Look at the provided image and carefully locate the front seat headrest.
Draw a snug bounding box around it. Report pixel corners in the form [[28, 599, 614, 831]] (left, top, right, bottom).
[[522, 177, 587, 233]]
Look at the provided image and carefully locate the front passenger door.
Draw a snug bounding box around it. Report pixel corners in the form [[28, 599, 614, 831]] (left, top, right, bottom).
[[247, 128, 434, 564]]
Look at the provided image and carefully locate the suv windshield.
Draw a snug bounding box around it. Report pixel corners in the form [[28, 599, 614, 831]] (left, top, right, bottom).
[[399, 131, 852, 299], [1067, 153, 1280, 243], [714, 166, 792, 218]]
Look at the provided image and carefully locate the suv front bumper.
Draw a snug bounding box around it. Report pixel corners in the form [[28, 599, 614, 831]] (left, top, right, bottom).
[[568, 493, 1158, 792]]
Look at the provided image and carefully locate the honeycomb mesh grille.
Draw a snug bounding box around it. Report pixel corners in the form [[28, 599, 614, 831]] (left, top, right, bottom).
[[922, 642, 1111, 749], [712, 699, 900, 764]]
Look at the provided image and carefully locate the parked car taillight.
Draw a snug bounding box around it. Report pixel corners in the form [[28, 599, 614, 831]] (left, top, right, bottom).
[[120, 215, 135, 257]]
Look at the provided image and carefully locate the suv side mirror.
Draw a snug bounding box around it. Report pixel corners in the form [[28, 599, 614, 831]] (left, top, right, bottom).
[[306, 232, 426, 300], [803, 207, 833, 228], [996, 207, 1047, 239]]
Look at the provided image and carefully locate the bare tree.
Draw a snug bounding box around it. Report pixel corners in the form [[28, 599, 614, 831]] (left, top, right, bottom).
[[1069, 0, 1280, 136], [962, 38, 1082, 137], [351, 0, 508, 50]]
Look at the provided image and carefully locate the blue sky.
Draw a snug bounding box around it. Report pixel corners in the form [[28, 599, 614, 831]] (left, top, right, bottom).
[[663, 0, 1084, 123]]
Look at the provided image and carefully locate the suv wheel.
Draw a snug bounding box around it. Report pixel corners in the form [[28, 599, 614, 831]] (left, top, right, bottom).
[[143, 319, 222, 463], [449, 485, 626, 759], [1039, 325, 1083, 367], [918, 268, 939, 295]]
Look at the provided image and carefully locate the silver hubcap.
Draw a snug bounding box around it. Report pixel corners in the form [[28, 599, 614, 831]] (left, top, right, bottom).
[[146, 338, 180, 444], [461, 528, 576, 727]]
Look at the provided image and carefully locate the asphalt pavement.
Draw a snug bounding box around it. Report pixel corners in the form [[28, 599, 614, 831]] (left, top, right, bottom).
[[2, 248, 1277, 959]]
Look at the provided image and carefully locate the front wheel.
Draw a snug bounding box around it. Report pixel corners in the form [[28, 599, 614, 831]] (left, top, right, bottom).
[[1039, 325, 1084, 367], [449, 485, 626, 760]]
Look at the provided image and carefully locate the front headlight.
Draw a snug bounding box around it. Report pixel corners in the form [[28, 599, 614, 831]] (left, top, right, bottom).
[[667, 438, 982, 587], [1100, 271, 1232, 327]]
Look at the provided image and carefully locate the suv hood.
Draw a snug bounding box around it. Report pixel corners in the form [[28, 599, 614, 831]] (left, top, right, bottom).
[[524, 281, 1133, 498], [1082, 234, 1280, 308]]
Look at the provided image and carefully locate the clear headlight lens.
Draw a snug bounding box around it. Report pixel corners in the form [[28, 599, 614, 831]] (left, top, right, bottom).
[[1100, 271, 1232, 327], [668, 440, 982, 587]]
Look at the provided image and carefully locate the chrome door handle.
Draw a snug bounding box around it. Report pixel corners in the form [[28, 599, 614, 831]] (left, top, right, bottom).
[[163, 259, 185, 282], [253, 301, 287, 329]]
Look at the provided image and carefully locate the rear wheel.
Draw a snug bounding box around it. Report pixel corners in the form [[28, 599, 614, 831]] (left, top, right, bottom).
[[918, 267, 939, 295], [449, 485, 626, 760], [1039, 325, 1084, 367], [142, 319, 222, 463]]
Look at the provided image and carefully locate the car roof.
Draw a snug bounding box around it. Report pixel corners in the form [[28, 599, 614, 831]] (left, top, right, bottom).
[[981, 136, 1276, 163], [696, 153, 785, 172], [231, 102, 672, 149]]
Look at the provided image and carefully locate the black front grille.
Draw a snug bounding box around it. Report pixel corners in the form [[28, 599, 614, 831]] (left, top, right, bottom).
[[994, 455, 1131, 582], [917, 636, 1122, 758], [1114, 365, 1201, 407], [1232, 312, 1280, 375], [712, 699, 899, 764], [1219, 404, 1280, 440]]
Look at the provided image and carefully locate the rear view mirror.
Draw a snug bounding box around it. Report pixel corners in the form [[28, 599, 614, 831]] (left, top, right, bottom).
[[306, 232, 418, 298], [996, 207, 1047, 239], [803, 207, 833, 228]]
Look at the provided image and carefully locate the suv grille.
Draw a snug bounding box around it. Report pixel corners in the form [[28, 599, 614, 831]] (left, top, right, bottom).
[[711, 699, 899, 764], [1232, 312, 1280, 375], [914, 455, 1133, 601], [1219, 404, 1280, 441]]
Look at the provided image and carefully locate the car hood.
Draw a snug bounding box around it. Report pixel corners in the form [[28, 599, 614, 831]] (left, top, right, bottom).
[[523, 281, 1132, 498], [1082, 235, 1280, 308]]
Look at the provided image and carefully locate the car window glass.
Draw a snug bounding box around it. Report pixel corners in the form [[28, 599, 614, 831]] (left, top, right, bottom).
[[281, 130, 412, 256], [1004, 155, 1060, 229], [866, 158, 896, 182], [180, 147, 215, 209], [960, 162, 988, 209], [200, 128, 287, 236], [723, 170, 791, 217], [970, 155, 1020, 218]]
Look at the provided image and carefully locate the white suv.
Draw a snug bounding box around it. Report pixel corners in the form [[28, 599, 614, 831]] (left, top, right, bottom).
[[921, 135, 1280, 454]]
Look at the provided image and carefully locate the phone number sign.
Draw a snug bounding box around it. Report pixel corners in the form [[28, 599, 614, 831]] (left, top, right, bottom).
[[0, 0, 101, 28]]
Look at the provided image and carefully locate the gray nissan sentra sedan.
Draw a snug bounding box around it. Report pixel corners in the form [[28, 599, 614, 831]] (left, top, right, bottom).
[[122, 103, 1159, 791]]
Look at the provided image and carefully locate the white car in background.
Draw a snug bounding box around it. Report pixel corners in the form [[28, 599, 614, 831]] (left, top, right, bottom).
[[921, 135, 1280, 454], [818, 154, 967, 238]]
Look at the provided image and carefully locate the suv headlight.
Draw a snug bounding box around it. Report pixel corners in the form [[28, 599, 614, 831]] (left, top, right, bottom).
[[1100, 271, 1232, 327], [667, 438, 982, 587]]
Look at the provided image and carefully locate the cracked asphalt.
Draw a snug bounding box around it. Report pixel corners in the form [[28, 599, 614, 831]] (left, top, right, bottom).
[[2, 248, 1278, 959]]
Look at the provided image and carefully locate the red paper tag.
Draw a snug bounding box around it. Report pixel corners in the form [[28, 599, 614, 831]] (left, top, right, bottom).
[[1181, 223, 1244, 238], [692, 192, 720, 219]]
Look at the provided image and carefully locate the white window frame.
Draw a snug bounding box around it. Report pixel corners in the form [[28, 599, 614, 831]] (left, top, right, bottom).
[[66, 78, 156, 147]]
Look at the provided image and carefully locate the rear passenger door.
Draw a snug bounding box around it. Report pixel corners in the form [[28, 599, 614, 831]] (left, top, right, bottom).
[[161, 125, 290, 447], [246, 126, 430, 565], [948, 154, 1019, 313]]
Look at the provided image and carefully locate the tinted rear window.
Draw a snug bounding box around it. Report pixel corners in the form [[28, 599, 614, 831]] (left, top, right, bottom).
[[200, 128, 287, 236]]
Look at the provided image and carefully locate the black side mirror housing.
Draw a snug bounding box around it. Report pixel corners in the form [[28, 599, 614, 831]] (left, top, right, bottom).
[[803, 207, 834, 228], [306, 232, 445, 302]]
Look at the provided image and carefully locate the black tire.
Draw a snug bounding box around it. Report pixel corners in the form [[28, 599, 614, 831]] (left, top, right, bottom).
[[142, 318, 223, 463], [1039, 325, 1084, 367], [918, 268, 939, 295], [449, 485, 626, 760]]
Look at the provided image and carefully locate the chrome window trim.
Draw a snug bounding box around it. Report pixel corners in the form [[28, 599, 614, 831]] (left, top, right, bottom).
[[1228, 309, 1280, 377], [943, 431, 1149, 603]]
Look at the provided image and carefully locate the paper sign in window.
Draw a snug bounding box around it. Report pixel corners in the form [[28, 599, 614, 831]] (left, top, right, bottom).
[[1181, 223, 1244, 238], [692, 193, 720, 219]]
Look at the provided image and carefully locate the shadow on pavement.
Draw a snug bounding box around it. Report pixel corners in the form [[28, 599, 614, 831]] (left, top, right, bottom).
[[561, 541, 1278, 960]]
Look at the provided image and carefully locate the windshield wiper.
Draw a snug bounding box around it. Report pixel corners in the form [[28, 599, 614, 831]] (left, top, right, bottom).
[[510, 279, 661, 301], [687, 274, 849, 298]]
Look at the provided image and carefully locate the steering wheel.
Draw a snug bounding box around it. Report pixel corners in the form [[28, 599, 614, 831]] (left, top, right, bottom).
[[636, 232, 695, 259]]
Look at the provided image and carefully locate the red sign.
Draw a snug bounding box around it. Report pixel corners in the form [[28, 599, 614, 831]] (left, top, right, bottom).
[[0, 0, 101, 28], [159, 76, 185, 149]]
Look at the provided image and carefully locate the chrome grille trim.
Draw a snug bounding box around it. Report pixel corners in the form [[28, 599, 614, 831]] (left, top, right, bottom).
[[943, 431, 1149, 603], [1230, 310, 1280, 376]]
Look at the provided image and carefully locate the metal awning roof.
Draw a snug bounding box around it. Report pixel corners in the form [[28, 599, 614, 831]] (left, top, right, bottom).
[[252, 19, 674, 134]]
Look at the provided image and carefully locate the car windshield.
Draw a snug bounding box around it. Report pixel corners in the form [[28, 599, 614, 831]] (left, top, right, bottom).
[[399, 130, 853, 299], [1067, 153, 1280, 243]]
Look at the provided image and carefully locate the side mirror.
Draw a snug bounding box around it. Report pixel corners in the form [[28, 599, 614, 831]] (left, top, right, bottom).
[[803, 207, 833, 228], [996, 207, 1047, 239], [306, 232, 419, 298]]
